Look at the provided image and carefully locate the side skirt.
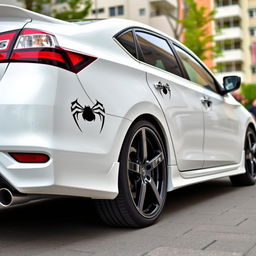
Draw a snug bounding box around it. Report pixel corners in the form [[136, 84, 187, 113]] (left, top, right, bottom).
[[167, 151, 245, 192]]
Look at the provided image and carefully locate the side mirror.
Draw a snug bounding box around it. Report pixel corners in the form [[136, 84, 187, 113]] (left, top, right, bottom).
[[223, 76, 241, 94]]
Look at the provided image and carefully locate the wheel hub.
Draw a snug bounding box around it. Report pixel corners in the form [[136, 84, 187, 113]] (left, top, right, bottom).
[[141, 167, 147, 178]]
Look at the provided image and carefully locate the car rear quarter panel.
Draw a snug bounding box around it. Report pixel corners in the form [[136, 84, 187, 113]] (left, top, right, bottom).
[[0, 62, 131, 198]]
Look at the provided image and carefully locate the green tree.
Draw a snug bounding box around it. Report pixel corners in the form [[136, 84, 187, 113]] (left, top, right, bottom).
[[53, 0, 92, 21], [179, 0, 220, 61], [241, 84, 256, 107], [17, 0, 50, 13]]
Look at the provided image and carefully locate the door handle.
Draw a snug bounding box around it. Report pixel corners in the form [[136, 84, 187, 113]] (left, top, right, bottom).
[[154, 81, 171, 95], [201, 96, 212, 107]]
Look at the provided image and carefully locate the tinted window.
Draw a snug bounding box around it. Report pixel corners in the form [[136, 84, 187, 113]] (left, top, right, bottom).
[[174, 45, 218, 93], [136, 32, 181, 76], [117, 31, 137, 58]]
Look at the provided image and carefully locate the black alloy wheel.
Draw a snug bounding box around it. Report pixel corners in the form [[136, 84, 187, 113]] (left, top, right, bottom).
[[230, 127, 256, 186], [127, 125, 166, 218], [96, 120, 167, 227], [244, 128, 256, 178]]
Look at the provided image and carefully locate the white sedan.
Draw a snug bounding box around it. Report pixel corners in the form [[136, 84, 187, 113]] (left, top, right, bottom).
[[0, 5, 255, 227]]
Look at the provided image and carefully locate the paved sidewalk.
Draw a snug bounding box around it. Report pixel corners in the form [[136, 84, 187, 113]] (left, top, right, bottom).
[[0, 178, 256, 255]]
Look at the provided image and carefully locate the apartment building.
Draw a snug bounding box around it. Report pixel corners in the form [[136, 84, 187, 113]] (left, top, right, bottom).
[[213, 0, 251, 83], [249, 0, 256, 82], [54, 0, 255, 83], [86, 0, 178, 38]]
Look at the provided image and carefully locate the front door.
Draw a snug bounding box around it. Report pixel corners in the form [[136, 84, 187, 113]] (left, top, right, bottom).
[[173, 43, 242, 168], [201, 89, 242, 168]]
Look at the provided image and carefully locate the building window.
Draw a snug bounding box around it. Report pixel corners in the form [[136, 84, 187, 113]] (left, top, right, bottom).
[[252, 66, 256, 74], [216, 17, 240, 30], [249, 8, 256, 18], [139, 8, 146, 16], [234, 40, 241, 49], [109, 7, 115, 16], [250, 27, 256, 36], [217, 39, 241, 51], [215, 0, 239, 7], [218, 62, 242, 72], [109, 6, 124, 16], [117, 5, 124, 15], [92, 8, 104, 14]]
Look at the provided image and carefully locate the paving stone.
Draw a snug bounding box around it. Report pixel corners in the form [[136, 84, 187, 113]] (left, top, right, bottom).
[[36, 249, 94, 256], [194, 224, 256, 235], [245, 244, 256, 256], [144, 247, 243, 256], [0, 179, 256, 256], [205, 240, 255, 254]]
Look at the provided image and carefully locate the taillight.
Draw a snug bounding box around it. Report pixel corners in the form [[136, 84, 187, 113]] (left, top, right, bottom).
[[0, 30, 18, 61], [9, 153, 50, 163], [0, 29, 96, 73]]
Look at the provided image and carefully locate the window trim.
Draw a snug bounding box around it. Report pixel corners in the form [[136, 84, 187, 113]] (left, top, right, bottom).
[[114, 26, 223, 87], [114, 27, 185, 77]]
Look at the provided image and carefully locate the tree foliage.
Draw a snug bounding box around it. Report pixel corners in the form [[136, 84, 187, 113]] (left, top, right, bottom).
[[53, 0, 92, 21], [179, 0, 220, 61], [241, 84, 256, 106], [17, 0, 50, 13]]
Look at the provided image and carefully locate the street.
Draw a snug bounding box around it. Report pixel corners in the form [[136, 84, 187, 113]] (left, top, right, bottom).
[[1, 178, 256, 256]]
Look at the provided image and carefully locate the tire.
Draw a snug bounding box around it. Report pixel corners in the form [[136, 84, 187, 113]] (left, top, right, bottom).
[[230, 127, 256, 186], [95, 120, 168, 228]]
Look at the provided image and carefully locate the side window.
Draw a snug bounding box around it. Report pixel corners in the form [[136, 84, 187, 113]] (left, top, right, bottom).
[[135, 31, 182, 76], [174, 45, 218, 93], [117, 31, 137, 58]]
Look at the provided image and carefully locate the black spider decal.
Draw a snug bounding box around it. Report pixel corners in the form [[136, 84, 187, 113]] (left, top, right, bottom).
[[71, 99, 105, 132]]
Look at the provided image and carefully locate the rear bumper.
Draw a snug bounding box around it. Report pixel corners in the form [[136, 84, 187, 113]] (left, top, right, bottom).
[[0, 63, 130, 199], [0, 150, 120, 199]]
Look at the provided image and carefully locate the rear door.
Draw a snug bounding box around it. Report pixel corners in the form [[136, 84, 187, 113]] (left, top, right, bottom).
[[134, 31, 205, 171]]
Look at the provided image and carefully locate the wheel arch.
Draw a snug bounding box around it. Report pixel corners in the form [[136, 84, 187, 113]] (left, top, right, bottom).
[[135, 114, 168, 157], [124, 113, 174, 167]]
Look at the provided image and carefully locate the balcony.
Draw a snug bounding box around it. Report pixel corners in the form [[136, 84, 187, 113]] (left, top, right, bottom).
[[215, 27, 242, 41], [150, 0, 177, 12], [215, 49, 244, 62], [215, 5, 242, 19]]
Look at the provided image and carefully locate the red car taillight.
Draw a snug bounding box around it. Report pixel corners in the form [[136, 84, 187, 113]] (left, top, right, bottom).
[[0, 30, 18, 61], [0, 29, 96, 73]]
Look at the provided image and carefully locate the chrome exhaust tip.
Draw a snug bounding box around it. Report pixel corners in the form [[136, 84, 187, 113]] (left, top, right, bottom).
[[0, 188, 13, 207]]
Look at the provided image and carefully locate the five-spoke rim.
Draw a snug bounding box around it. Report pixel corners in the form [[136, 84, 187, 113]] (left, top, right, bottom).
[[245, 129, 256, 178], [127, 126, 166, 218]]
